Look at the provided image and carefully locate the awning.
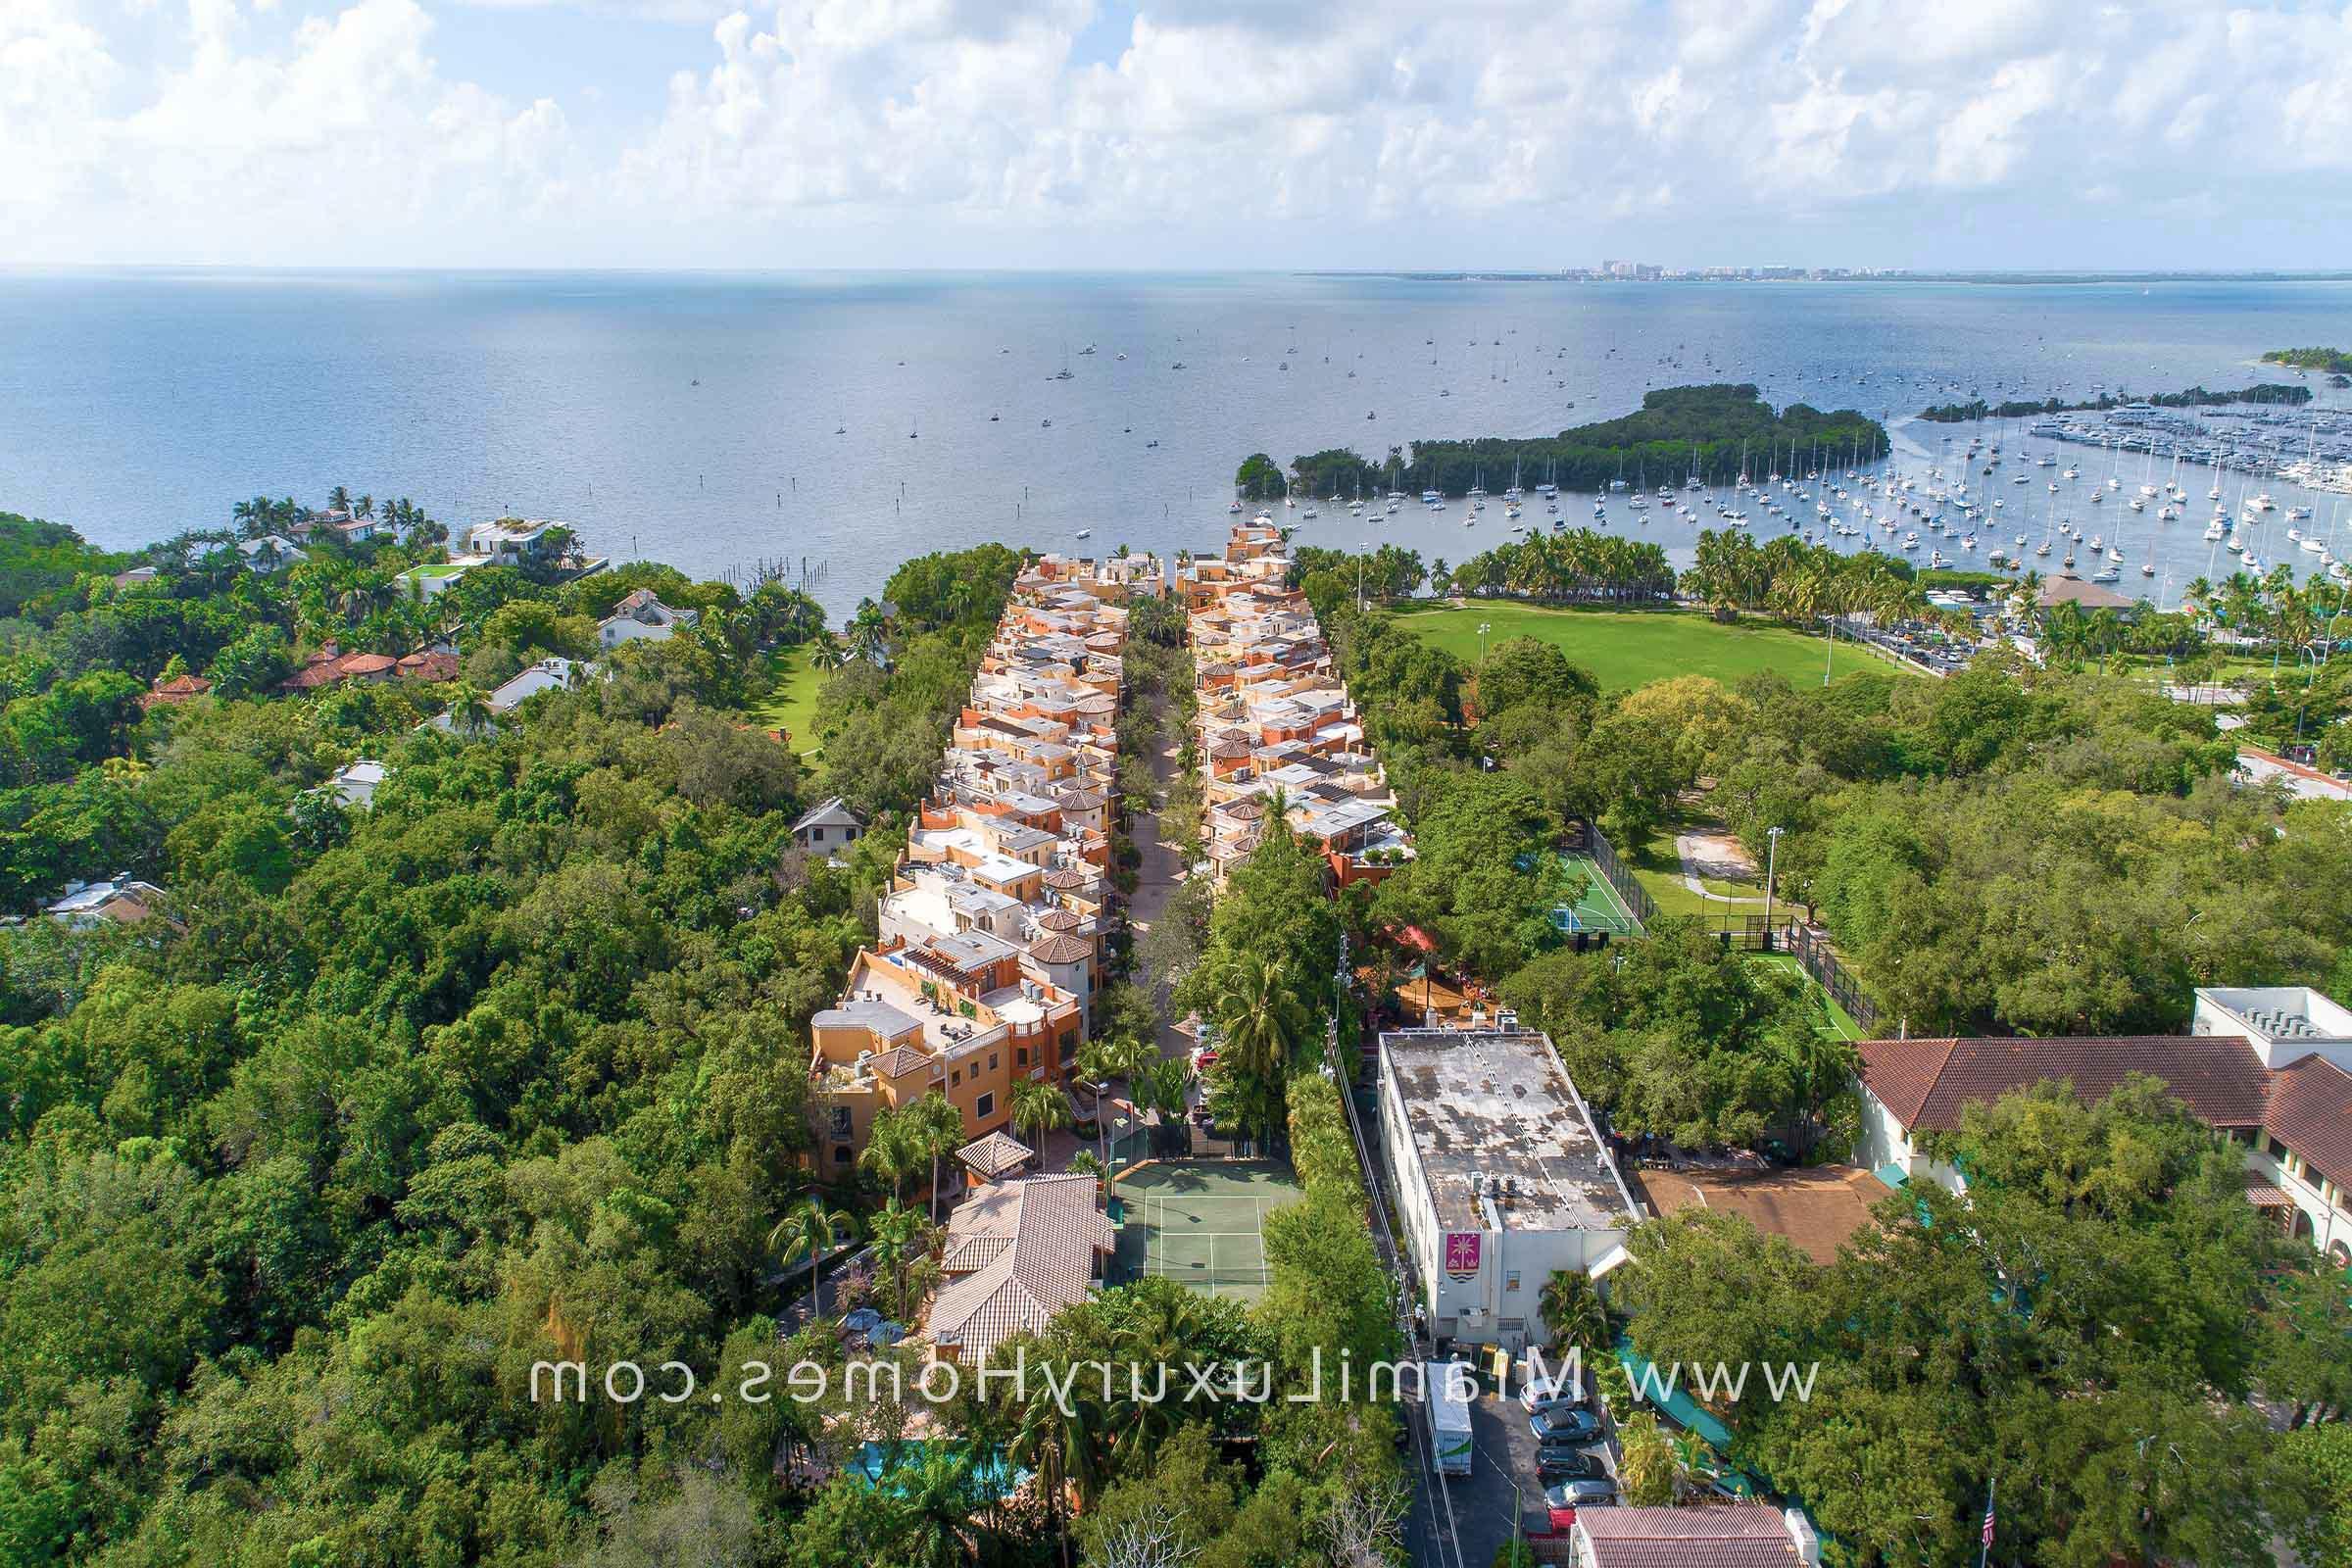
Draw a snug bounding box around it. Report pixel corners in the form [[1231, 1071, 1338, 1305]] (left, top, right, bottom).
[[1871, 1161, 1910, 1191], [1615, 1342, 1734, 1449], [1588, 1244, 1634, 1281]]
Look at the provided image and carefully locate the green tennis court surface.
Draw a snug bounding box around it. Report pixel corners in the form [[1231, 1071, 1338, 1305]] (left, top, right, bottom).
[[1110, 1160, 1302, 1303], [1554, 852, 1642, 936]]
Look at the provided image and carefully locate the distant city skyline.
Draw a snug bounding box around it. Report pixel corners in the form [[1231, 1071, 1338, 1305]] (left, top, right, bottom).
[[6, 0, 2352, 270]]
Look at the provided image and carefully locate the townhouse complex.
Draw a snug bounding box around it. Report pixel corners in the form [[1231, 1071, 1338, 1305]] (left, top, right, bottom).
[[1857, 984, 2352, 1267], [808, 553, 1163, 1176], [1182, 517, 1415, 889]]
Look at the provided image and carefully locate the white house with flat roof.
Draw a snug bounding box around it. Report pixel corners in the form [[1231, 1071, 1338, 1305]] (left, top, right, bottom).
[[1377, 1028, 1638, 1352]]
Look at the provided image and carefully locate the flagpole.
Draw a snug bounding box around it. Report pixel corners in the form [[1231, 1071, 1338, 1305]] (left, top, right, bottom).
[[1979, 1476, 1995, 1568]]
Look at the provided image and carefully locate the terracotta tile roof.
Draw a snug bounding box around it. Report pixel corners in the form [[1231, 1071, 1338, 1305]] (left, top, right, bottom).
[[1055, 788, 1106, 808], [2264, 1054, 2352, 1191], [930, 1173, 1112, 1363], [397, 651, 460, 681], [1221, 799, 1265, 821], [1855, 1035, 2272, 1131], [1577, 1506, 1799, 1568], [1032, 907, 1081, 932], [956, 1131, 1033, 1178], [140, 673, 213, 710], [1042, 868, 1090, 890], [340, 653, 397, 675], [1027, 933, 1093, 964]]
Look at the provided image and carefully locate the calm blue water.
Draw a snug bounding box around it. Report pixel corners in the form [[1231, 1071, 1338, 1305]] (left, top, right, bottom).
[[2, 270, 2348, 612]]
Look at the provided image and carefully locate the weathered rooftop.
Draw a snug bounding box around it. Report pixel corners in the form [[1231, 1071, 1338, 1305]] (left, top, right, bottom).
[[1380, 1029, 1635, 1234]]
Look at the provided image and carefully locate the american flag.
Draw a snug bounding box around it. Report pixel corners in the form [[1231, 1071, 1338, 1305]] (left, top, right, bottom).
[[1982, 1495, 1996, 1547]]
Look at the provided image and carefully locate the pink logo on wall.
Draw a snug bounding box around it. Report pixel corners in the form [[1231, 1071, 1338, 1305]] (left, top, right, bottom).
[[1443, 1232, 1482, 1277]]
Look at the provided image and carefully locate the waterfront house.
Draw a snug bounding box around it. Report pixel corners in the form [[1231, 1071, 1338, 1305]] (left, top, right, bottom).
[[237, 535, 307, 573], [597, 588, 701, 648], [463, 518, 567, 566]]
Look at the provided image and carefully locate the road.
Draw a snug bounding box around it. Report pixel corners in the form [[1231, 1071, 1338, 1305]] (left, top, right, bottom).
[[1125, 731, 1197, 1062]]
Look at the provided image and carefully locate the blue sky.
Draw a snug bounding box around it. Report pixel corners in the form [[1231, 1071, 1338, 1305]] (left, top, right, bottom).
[[5, 0, 2350, 270]]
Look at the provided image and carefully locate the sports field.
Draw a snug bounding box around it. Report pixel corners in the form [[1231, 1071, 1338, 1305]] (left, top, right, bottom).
[[1110, 1160, 1301, 1303], [1553, 852, 1642, 936], [1395, 603, 1919, 692]]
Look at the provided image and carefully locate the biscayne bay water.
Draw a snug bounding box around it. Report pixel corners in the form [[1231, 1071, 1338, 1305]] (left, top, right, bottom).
[[3, 270, 2348, 612]]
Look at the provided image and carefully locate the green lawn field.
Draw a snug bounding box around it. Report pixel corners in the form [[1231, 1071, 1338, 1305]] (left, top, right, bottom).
[[1394, 602, 1920, 692], [749, 651, 827, 756]]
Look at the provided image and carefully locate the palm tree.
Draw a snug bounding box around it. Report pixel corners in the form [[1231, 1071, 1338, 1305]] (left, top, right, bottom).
[[444, 682, 492, 734], [1009, 1363, 1105, 1564], [768, 1193, 858, 1322], [1667, 1426, 1718, 1498], [1008, 1079, 1072, 1170], [1131, 1057, 1195, 1156], [1066, 1149, 1106, 1197], [902, 1093, 965, 1220], [1073, 1032, 1151, 1170], [867, 1198, 931, 1323], [808, 630, 849, 673], [848, 598, 892, 668], [1537, 1268, 1611, 1358], [1778, 1031, 1857, 1159], [858, 1105, 919, 1201], [327, 484, 352, 514], [1208, 952, 1309, 1133], [887, 1444, 984, 1568]]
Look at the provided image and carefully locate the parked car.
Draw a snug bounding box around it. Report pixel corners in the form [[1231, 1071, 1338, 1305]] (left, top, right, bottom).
[[1517, 1375, 1584, 1413], [1544, 1479, 1618, 1509], [1530, 1407, 1602, 1446], [1535, 1449, 1606, 1484], [1526, 1394, 1589, 1423]]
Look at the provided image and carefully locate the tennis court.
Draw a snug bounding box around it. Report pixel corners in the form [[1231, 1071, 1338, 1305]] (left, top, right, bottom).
[[1109, 1160, 1302, 1303], [1553, 852, 1642, 937]]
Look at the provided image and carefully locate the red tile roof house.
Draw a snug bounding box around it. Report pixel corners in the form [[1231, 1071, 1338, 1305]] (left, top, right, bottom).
[[1853, 985, 2352, 1264], [1567, 1504, 1819, 1568], [279, 646, 398, 692], [925, 1172, 1113, 1365]]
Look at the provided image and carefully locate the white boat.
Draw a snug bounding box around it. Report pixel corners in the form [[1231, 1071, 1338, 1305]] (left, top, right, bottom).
[[1074, 528, 1092, 540], [2251, 493, 2277, 511], [2303, 537, 2328, 554]]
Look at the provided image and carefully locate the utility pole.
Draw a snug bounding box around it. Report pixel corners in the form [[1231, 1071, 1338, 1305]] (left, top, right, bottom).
[[1763, 825, 1784, 950]]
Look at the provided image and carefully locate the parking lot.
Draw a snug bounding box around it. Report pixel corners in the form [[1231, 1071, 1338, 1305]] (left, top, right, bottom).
[[1413, 1371, 1616, 1568], [1843, 614, 1980, 676]]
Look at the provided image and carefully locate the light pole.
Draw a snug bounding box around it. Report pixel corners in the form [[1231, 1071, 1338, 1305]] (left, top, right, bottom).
[[1478, 620, 1493, 662], [1762, 825, 1784, 949], [1357, 541, 1373, 612]]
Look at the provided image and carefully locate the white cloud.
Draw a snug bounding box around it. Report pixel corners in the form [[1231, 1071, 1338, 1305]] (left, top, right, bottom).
[[6, 0, 2352, 265]]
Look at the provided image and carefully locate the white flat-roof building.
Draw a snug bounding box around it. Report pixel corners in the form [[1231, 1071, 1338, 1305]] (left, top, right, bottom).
[[1377, 1028, 1637, 1352]]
